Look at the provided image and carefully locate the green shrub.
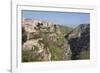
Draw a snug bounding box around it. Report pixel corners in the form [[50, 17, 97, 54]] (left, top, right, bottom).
[[49, 46, 64, 60], [79, 50, 90, 59]]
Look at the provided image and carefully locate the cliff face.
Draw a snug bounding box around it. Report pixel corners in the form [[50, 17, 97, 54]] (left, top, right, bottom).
[[22, 18, 72, 62], [65, 24, 90, 60]]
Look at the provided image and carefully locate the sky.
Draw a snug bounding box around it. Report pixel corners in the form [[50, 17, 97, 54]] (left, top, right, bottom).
[[22, 10, 90, 27]]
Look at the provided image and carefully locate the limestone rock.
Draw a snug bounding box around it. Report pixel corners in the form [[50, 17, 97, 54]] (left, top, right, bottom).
[[22, 18, 72, 62]]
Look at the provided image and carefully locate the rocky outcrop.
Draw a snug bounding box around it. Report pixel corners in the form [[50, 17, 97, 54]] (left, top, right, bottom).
[[65, 24, 90, 60], [22, 18, 53, 61], [22, 18, 89, 61], [22, 18, 72, 62]]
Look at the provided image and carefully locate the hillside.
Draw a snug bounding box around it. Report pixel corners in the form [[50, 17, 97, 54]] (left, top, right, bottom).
[[22, 18, 90, 62], [65, 24, 90, 60]]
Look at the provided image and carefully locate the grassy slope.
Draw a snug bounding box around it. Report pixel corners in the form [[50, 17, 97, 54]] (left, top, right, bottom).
[[48, 25, 71, 61]]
